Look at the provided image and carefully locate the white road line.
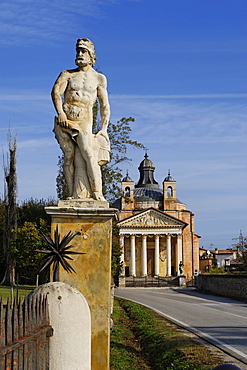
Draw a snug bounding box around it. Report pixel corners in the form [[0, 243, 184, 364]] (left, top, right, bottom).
[[193, 304, 247, 320], [135, 290, 247, 320], [117, 295, 247, 363]]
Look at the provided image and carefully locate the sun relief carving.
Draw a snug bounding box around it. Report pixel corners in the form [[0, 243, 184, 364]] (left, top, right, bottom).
[[130, 212, 169, 227]]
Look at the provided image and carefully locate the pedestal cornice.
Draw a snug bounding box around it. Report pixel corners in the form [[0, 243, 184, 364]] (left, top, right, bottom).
[[45, 203, 119, 220]]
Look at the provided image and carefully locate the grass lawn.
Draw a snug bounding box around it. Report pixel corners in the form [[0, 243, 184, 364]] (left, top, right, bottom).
[[111, 298, 226, 370], [0, 285, 35, 304]]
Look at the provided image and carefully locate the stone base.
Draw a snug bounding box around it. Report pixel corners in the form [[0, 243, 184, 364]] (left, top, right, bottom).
[[119, 276, 126, 287], [45, 203, 118, 370]]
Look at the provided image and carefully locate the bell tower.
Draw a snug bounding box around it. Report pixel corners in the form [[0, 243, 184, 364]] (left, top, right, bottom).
[[163, 170, 177, 210], [121, 171, 134, 210]]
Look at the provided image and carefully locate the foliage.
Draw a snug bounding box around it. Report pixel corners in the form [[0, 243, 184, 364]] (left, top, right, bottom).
[[111, 298, 222, 370], [212, 258, 218, 268], [207, 267, 227, 275], [3, 133, 17, 285], [17, 198, 55, 229], [241, 251, 247, 271], [0, 197, 55, 285], [0, 199, 6, 281], [10, 220, 49, 284], [111, 298, 151, 370], [56, 155, 70, 200], [236, 233, 247, 272], [102, 117, 144, 205], [111, 221, 121, 277]]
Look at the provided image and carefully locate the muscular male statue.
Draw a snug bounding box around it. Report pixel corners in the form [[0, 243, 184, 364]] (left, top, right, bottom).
[[51, 38, 110, 201]]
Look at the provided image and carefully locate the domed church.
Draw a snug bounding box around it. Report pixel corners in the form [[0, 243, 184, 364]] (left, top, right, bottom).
[[114, 154, 200, 285]]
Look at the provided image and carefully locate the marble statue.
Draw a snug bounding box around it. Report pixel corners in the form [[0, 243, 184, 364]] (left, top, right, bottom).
[[51, 38, 110, 201]]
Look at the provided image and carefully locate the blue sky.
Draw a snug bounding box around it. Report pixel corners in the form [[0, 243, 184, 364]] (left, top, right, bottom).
[[0, 0, 246, 250]]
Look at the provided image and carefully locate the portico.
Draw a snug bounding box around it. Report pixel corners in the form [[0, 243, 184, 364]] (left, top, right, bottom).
[[118, 208, 186, 277]]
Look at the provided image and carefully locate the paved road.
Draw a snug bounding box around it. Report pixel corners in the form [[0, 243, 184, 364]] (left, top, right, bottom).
[[115, 287, 247, 366]]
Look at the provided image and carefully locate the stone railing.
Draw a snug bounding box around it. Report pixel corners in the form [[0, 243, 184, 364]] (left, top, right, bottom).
[[196, 274, 247, 300]]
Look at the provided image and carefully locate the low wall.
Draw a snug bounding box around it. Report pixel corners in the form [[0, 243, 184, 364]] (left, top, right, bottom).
[[196, 274, 247, 300]]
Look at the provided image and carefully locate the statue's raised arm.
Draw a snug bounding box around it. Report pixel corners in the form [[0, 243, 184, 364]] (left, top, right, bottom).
[[51, 38, 110, 202]]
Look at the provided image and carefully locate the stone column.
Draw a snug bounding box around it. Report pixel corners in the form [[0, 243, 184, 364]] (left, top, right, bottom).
[[119, 235, 125, 272], [119, 234, 125, 287], [46, 200, 118, 370], [141, 235, 147, 276], [154, 234, 160, 276], [167, 234, 171, 276], [130, 234, 136, 277], [177, 234, 183, 275]]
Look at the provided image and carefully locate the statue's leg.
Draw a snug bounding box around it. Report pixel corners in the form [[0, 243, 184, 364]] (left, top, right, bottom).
[[73, 147, 93, 199], [75, 130, 105, 201], [53, 122, 75, 197]]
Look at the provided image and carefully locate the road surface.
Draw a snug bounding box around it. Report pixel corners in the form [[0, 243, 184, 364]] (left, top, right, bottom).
[[115, 287, 247, 366]]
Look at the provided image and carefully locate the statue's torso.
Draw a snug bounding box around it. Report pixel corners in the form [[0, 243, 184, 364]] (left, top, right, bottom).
[[63, 69, 98, 122]]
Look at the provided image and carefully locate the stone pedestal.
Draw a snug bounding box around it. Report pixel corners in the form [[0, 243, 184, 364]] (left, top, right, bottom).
[[45, 200, 118, 370], [119, 276, 126, 287]]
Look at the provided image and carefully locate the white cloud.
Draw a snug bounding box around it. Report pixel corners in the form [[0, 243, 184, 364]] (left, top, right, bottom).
[[109, 94, 247, 145], [112, 93, 247, 99], [0, 95, 48, 100], [0, 0, 103, 45], [18, 138, 55, 150]]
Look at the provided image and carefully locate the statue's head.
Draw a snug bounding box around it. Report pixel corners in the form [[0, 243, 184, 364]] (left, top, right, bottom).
[[75, 38, 97, 67]]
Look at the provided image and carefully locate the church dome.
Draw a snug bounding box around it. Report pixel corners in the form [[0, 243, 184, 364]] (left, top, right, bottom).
[[113, 153, 164, 210], [134, 187, 163, 201], [138, 153, 155, 170], [134, 153, 163, 202], [136, 153, 159, 189]]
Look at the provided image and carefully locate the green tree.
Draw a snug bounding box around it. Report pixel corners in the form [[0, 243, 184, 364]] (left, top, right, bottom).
[[0, 198, 6, 282], [17, 198, 55, 230], [2, 133, 17, 285], [56, 156, 70, 200], [102, 117, 144, 204], [11, 220, 50, 284], [236, 233, 247, 272], [0, 197, 55, 284], [111, 221, 121, 276]]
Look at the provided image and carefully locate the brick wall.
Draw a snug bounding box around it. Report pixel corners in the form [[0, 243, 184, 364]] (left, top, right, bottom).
[[196, 274, 247, 300]]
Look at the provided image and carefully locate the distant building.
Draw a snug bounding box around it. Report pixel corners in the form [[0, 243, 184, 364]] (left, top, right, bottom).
[[114, 154, 200, 283], [212, 248, 238, 269], [199, 247, 214, 273], [199, 247, 242, 273]]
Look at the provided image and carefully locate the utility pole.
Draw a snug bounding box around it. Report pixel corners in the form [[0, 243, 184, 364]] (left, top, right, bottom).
[[232, 230, 246, 254]]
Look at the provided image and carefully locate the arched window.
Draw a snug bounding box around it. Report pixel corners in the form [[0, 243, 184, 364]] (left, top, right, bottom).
[[167, 186, 173, 197], [125, 187, 130, 197]]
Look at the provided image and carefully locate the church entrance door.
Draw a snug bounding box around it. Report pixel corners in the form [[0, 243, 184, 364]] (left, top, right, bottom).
[[147, 249, 155, 276]]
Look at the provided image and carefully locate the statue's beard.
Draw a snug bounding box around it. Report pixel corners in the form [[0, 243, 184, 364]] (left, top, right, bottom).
[[75, 57, 91, 67]]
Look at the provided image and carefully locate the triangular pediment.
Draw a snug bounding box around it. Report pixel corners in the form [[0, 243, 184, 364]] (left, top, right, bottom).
[[118, 208, 186, 229]]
